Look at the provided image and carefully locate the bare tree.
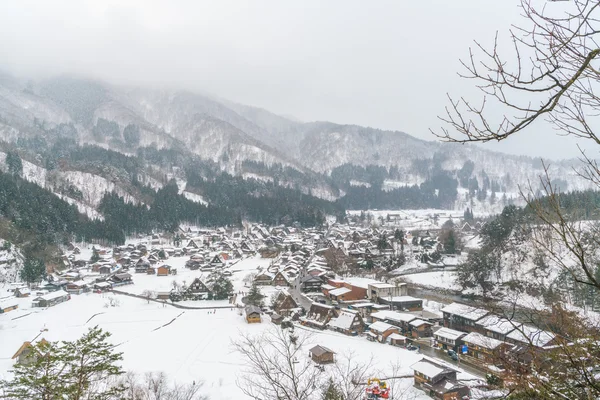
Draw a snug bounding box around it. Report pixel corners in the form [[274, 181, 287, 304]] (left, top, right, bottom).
[[434, 1, 600, 397], [232, 327, 323, 400], [119, 371, 206, 400]]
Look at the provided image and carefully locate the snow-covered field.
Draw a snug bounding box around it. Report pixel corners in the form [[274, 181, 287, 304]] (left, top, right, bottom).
[[402, 270, 461, 291]]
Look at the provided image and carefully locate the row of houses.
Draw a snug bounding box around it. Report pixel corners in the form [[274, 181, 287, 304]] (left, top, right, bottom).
[[435, 302, 558, 370]]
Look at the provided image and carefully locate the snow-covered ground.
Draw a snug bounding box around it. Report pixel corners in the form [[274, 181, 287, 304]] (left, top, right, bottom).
[[402, 270, 461, 291]]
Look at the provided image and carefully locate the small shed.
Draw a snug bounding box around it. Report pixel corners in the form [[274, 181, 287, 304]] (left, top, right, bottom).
[[157, 292, 171, 300], [32, 290, 70, 308], [388, 333, 408, 346], [15, 287, 31, 298], [271, 313, 284, 325], [245, 305, 262, 324], [0, 302, 18, 314], [309, 345, 335, 364], [157, 265, 171, 277]]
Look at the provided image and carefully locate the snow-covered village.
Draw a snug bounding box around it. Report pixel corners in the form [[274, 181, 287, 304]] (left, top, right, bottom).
[[0, 206, 582, 400], [2, 1, 600, 399]]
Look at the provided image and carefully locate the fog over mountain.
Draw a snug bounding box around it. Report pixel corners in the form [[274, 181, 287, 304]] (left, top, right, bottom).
[[1, 0, 597, 160]]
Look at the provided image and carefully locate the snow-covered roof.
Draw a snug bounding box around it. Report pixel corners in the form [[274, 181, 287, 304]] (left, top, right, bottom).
[[344, 277, 379, 289], [411, 360, 445, 378], [329, 287, 352, 297], [369, 321, 397, 333], [34, 290, 69, 301], [462, 332, 504, 350], [321, 284, 336, 291], [410, 319, 431, 327], [506, 325, 555, 347], [368, 282, 395, 289], [328, 311, 357, 330], [477, 315, 521, 335], [434, 327, 467, 341], [389, 296, 421, 302], [387, 333, 407, 341], [371, 310, 415, 323], [441, 302, 488, 321]]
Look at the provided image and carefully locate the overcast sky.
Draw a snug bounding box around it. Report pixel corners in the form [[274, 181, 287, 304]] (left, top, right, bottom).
[[0, 0, 595, 160]]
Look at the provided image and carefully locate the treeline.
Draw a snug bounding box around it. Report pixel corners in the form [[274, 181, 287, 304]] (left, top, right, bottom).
[[337, 170, 458, 210], [99, 180, 241, 235], [526, 189, 600, 220], [186, 171, 342, 226], [0, 171, 125, 250]]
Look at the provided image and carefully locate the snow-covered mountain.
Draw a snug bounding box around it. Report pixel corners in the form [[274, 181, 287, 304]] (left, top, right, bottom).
[[0, 73, 593, 210]]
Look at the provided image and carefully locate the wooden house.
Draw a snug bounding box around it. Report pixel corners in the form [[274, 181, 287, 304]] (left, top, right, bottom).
[[441, 302, 488, 332], [254, 272, 275, 285], [110, 273, 133, 286], [301, 303, 337, 329], [0, 301, 18, 314], [411, 357, 469, 400], [309, 345, 335, 364], [210, 254, 225, 267], [410, 319, 433, 338], [461, 332, 507, 364], [146, 267, 156, 275], [272, 290, 299, 316], [271, 313, 284, 325], [368, 321, 400, 343], [300, 275, 323, 292], [12, 338, 49, 365], [65, 280, 89, 294], [187, 278, 211, 297], [245, 305, 262, 323], [32, 290, 70, 308], [157, 265, 171, 276], [433, 327, 467, 352], [328, 310, 364, 335], [272, 271, 290, 287], [14, 287, 31, 298], [388, 333, 408, 347]]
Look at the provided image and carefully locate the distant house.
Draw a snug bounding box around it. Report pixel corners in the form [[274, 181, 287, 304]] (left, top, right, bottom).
[[309, 345, 335, 364], [12, 338, 49, 365], [301, 302, 337, 329], [462, 332, 508, 364], [300, 275, 323, 292], [0, 301, 18, 314], [157, 265, 172, 276], [65, 280, 89, 295], [328, 310, 364, 335], [245, 305, 262, 323], [272, 271, 290, 287], [367, 282, 408, 301], [433, 327, 467, 351], [388, 333, 408, 347], [254, 272, 275, 286], [476, 315, 521, 341], [370, 310, 416, 332], [146, 267, 156, 275], [411, 357, 469, 400], [410, 319, 433, 338], [210, 254, 225, 267], [272, 290, 299, 316], [271, 313, 284, 325], [378, 296, 423, 312], [110, 273, 133, 286], [32, 290, 70, 308], [368, 321, 400, 343], [187, 278, 211, 298], [441, 302, 488, 332], [14, 287, 31, 298]]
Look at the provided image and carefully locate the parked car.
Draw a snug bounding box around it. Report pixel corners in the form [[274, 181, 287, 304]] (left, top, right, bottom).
[[407, 345, 418, 351], [447, 350, 458, 361]]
